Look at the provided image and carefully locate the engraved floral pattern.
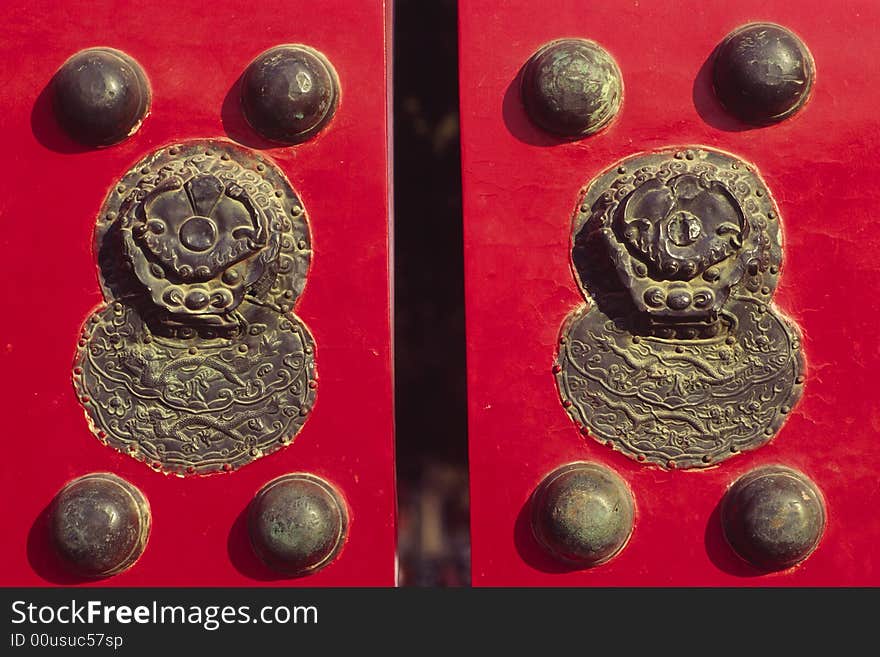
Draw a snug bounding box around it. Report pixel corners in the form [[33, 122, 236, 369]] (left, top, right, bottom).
[[76, 303, 315, 475], [557, 297, 802, 468]]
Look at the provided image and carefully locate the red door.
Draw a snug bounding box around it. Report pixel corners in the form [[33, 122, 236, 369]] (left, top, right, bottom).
[[460, 0, 880, 585], [0, 0, 395, 586]]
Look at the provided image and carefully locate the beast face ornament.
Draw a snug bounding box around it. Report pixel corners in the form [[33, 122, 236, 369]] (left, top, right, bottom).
[[74, 140, 316, 475], [556, 148, 804, 469]]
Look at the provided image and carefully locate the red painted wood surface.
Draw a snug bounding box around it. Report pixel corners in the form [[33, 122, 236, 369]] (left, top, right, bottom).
[[0, 0, 395, 586], [459, 0, 880, 585]]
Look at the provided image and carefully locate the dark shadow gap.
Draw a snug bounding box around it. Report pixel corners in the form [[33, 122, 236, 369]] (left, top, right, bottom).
[[393, 0, 470, 586]]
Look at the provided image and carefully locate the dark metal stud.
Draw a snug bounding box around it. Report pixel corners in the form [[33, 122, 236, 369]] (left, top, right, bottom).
[[241, 45, 339, 144], [531, 462, 634, 567], [521, 38, 622, 138], [248, 473, 348, 576], [712, 23, 815, 125], [52, 48, 151, 146], [48, 473, 151, 578], [722, 465, 826, 570]]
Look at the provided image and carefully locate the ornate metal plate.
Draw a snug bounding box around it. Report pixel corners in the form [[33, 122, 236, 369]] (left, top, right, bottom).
[[556, 148, 804, 469], [73, 140, 316, 475]]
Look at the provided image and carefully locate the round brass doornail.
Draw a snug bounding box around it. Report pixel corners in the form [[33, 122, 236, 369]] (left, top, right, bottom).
[[248, 473, 348, 576], [722, 465, 826, 570], [241, 44, 339, 144], [531, 462, 634, 567], [520, 38, 622, 138], [712, 23, 814, 125], [53, 48, 151, 146], [49, 473, 151, 578]]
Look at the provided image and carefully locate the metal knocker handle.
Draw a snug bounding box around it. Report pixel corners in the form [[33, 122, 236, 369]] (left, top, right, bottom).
[[74, 140, 318, 476], [555, 148, 804, 469]]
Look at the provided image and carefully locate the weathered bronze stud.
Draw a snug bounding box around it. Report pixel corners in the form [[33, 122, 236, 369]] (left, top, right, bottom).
[[52, 48, 151, 146], [241, 44, 339, 144], [712, 23, 814, 125], [49, 473, 151, 578], [520, 38, 622, 137], [531, 462, 634, 567], [248, 473, 348, 577], [722, 465, 826, 570]]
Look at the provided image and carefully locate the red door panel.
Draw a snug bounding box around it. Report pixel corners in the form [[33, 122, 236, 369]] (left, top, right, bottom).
[[0, 0, 395, 586], [459, 0, 880, 585]]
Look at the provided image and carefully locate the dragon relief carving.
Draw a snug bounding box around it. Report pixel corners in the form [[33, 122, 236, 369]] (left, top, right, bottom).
[[74, 140, 316, 475], [556, 148, 804, 469]]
